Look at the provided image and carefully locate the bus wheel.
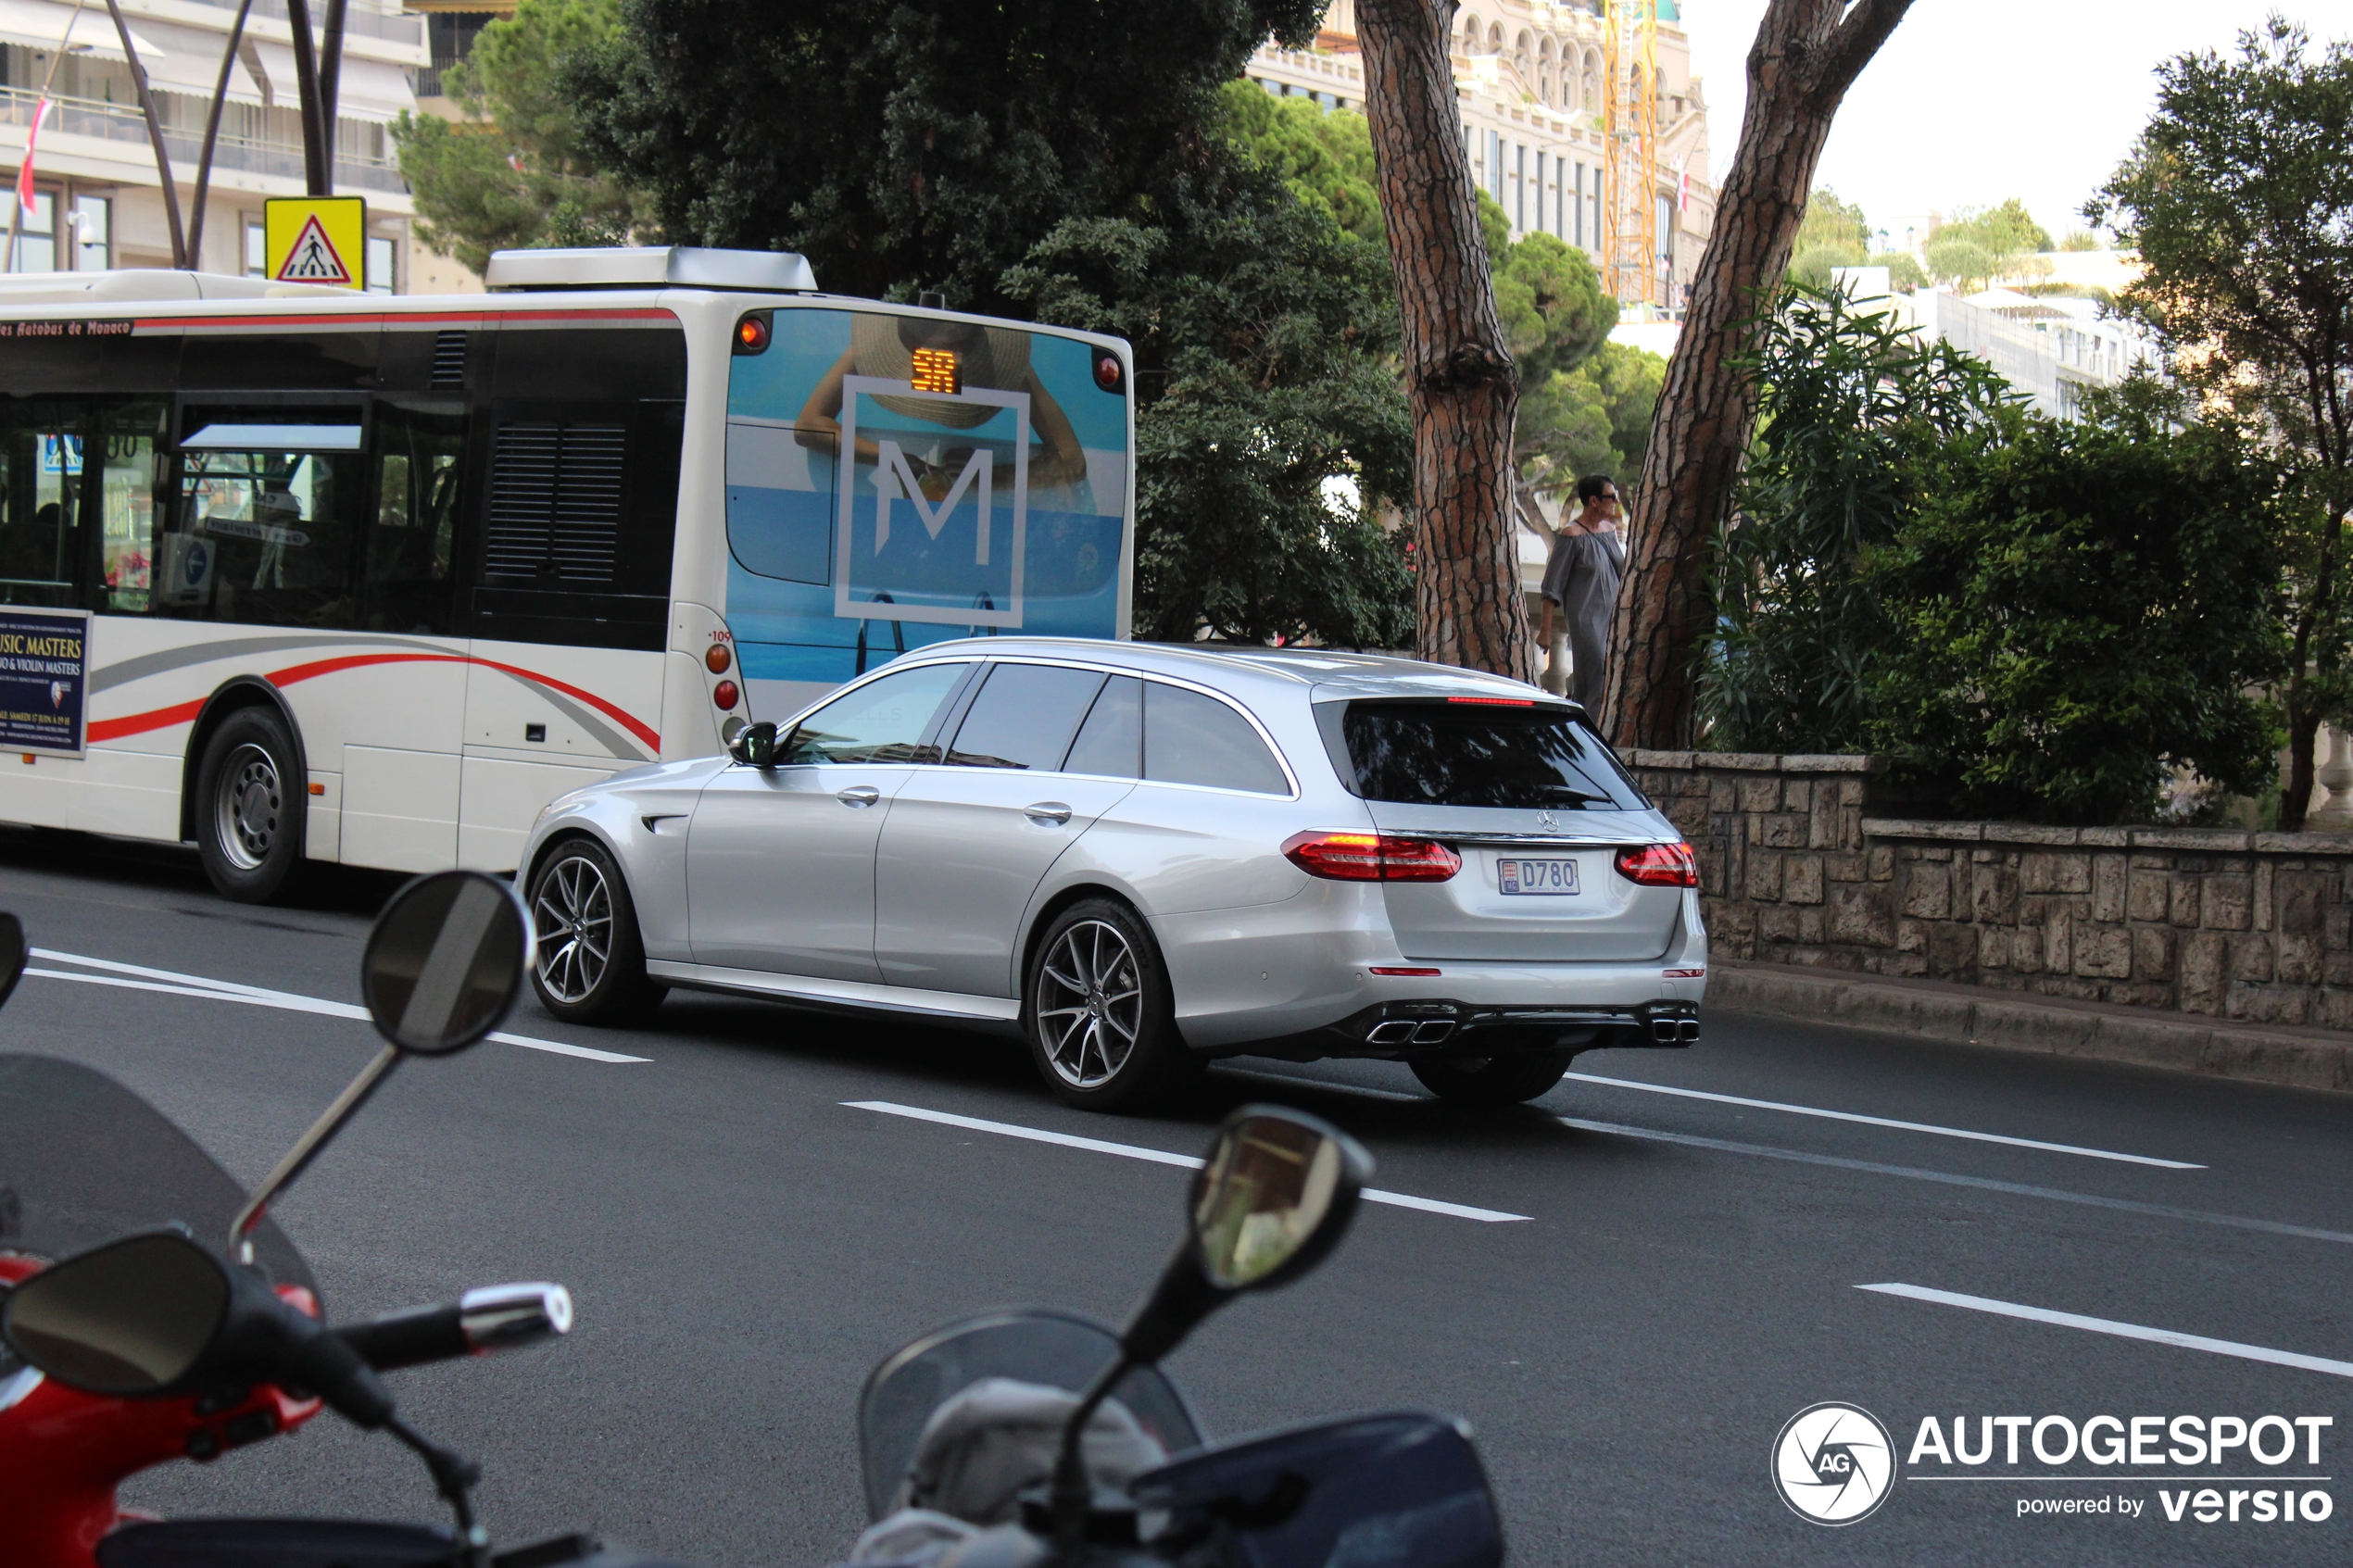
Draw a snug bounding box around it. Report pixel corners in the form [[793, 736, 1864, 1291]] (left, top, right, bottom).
[[195, 708, 307, 904]]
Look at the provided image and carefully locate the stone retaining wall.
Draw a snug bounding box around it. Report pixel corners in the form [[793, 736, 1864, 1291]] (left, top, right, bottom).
[[1623, 750, 2353, 1030]]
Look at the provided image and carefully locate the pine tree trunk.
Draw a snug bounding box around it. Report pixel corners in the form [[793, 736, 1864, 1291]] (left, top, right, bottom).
[[1357, 0, 1530, 682], [1604, 0, 1915, 746]]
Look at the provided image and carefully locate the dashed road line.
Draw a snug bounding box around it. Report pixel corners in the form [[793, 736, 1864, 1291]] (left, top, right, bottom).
[[29, 947, 648, 1063], [1861, 1283, 2353, 1380], [1563, 1072, 2202, 1169], [1560, 1116, 2353, 1247], [847, 1099, 1530, 1223]]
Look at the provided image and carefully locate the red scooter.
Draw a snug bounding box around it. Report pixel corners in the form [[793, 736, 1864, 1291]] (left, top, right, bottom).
[[0, 875, 653, 1568]]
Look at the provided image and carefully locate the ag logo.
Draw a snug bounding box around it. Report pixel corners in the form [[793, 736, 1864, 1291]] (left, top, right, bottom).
[[1772, 1402, 1895, 1525]]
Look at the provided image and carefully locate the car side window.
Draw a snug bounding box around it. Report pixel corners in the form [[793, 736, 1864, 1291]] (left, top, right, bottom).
[[778, 661, 969, 765], [945, 663, 1108, 770], [1141, 682, 1290, 796], [1063, 675, 1141, 778]]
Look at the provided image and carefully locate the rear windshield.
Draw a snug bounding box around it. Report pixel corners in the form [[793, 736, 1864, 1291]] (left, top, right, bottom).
[[1317, 698, 1648, 810]]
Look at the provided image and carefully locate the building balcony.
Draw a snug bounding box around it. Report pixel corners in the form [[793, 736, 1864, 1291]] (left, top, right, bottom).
[[0, 84, 408, 194]]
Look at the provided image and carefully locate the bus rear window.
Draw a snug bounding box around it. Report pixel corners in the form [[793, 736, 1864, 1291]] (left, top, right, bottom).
[[1317, 699, 1647, 810]]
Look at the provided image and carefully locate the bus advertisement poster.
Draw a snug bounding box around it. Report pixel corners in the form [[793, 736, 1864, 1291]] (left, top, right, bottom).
[[0, 608, 90, 756]]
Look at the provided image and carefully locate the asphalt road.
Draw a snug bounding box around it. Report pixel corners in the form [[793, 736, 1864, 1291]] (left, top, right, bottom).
[[2, 829, 2348, 1567]]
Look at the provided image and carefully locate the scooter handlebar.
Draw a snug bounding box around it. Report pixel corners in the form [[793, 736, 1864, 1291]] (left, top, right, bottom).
[[335, 1283, 573, 1372]]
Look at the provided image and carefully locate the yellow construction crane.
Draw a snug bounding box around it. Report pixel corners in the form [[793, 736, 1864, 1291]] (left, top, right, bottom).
[[1602, 0, 1660, 309]]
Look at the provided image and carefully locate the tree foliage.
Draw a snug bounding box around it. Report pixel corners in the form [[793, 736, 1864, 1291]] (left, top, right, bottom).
[[1520, 342, 1666, 489], [1788, 185, 1869, 287], [567, 0, 1320, 316], [393, 0, 643, 274], [1003, 171, 1413, 648], [1866, 381, 2288, 824], [1214, 82, 1382, 245], [2086, 18, 2353, 828], [1699, 282, 2017, 753]]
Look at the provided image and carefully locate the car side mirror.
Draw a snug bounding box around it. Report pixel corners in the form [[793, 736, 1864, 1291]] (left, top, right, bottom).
[[729, 720, 780, 768], [0, 910, 24, 1010]]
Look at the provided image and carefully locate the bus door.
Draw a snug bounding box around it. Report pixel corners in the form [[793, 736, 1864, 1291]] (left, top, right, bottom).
[[337, 399, 470, 870]]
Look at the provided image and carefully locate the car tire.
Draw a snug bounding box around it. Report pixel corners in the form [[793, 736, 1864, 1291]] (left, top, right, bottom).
[[1023, 897, 1201, 1113], [195, 707, 307, 904], [1411, 1049, 1574, 1105], [527, 836, 665, 1025]]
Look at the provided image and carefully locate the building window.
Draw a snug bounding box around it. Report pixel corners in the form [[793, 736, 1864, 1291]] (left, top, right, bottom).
[[366, 234, 395, 295], [1534, 150, 1545, 237], [6, 190, 56, 273], [1488, 132, 1502, 199], [245, 220, 267, 278], [1515, 143, 1526, 232], [1573, 163, 1585, 249], [70, 194, 108, 271]]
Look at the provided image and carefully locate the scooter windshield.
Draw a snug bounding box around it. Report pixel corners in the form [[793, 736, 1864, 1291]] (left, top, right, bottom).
[[0, 1053, 315, 1298], [857, 1308, 1205, 1521]]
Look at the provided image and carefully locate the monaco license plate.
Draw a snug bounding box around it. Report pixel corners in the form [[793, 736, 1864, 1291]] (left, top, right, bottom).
[[1498, 857, 1580, 896]]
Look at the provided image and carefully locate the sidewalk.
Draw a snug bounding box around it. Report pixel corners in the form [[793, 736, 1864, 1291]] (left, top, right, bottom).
[[1707, 960, 2353, 1095]]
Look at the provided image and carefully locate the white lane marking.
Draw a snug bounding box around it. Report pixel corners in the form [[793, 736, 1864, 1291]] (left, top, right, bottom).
[[846, 1100, 1530, 1223], [1563, 1115, 2353, 1246], [1563, 1072, 2202, 1169], [27, 949, 648, 1064], [1860, 1283, 2353, 1381]]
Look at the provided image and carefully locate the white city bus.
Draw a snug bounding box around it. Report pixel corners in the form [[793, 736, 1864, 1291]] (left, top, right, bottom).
[[0, 247, 1136, 900]]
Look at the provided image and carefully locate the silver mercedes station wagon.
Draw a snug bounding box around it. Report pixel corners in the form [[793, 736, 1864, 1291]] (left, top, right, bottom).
[[518, 639, 1706, 1110]]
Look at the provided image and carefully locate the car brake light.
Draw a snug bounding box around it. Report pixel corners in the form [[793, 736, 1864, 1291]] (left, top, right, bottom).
[[1445, 695, 1534, 706], [1282, 831, 1461, 883], [1616, 841, 1698, 887]]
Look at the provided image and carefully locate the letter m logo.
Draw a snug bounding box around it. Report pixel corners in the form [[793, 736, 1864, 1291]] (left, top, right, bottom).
[[875, 441, 992, 565]]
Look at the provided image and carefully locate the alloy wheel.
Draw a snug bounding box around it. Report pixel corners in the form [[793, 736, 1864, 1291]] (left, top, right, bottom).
[[213, 743, 281, 872], [1036, 919, 1144, 1089], [534, 853, 613, 1005]]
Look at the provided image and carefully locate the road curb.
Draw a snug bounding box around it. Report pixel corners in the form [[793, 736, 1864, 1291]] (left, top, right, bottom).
[[1706, 961, 2353, 1095]]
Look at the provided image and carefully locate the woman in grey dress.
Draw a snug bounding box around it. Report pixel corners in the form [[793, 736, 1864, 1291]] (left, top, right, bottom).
[[1538, 474, 1625, 724]]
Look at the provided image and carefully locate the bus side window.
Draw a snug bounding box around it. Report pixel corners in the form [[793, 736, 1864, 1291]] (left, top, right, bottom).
[[0, 396, 91, 608], [159, 434, 364, 631], [95, 401, 166, 615], [365, 406, 465, 635]]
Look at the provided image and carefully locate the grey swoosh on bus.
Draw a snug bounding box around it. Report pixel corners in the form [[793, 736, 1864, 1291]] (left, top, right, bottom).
[[90, 633, 459, 695], [484, 669, 646, 761]]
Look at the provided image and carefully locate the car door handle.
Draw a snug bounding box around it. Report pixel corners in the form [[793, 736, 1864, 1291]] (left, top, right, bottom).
[[1024, 801, 1073, 825], [837, 785, 881, 808]]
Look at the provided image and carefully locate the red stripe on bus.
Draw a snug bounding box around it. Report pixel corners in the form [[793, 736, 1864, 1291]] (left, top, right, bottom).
[[85, 652, 662, 752], [87, 697, 208, 744], [129, 307, 678, 331]]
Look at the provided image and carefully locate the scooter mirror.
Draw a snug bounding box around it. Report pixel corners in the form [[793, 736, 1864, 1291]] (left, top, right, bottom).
[[1189, 1109, 1368, 1292], [0, 911, 24, 1010], [360, 871, 531, 1057], [1117, 1107, 1371, 1370], [1, 1232, 230, 1395]]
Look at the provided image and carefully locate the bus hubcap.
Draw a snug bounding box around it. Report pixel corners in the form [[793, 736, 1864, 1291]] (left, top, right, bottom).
[[216, 744, 281, 871]]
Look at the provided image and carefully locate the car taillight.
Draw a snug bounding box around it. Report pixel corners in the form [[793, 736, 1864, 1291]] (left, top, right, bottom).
[[1282, 831, 1461, 883], [1616, 841, 1698, 887]]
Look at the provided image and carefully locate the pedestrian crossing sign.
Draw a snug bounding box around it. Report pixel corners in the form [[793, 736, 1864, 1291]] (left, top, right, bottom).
[[264, 197, 366, 290]]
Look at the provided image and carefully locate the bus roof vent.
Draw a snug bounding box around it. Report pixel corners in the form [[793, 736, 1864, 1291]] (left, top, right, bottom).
[[482, 245, 817, 294]]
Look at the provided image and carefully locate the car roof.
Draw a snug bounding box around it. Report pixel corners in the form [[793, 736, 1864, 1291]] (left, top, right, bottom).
[[908, 637, 1554, 703]]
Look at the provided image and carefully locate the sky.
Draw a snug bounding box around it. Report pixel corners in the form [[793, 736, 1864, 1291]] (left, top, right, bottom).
[[1685, 1, 2353, 245]]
